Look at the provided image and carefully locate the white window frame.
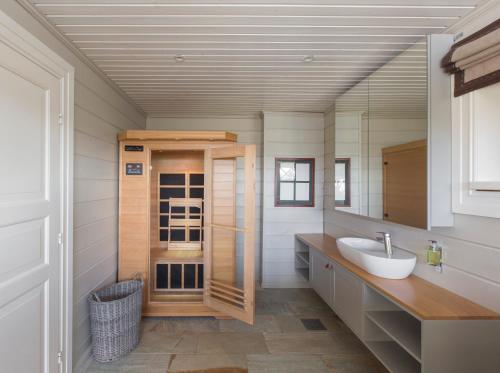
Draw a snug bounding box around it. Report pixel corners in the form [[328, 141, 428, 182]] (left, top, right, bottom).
[[452, 83, 500, 219]]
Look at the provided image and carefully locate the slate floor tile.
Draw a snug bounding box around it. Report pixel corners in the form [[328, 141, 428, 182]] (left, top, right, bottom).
[[86, 353, 171, 373], [247, 354, 330, 373], [167, 353, 247, 372], [322, 354, 389, 373], [197, 332, 269, 354], [219, 315, 280, 333], [134, 332, 197, 354]]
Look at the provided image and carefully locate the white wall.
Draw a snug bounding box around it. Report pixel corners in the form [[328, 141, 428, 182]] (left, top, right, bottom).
[[147, 116, 263, 280], [262, 112, 324, 288], [325, 4, 500, 314], [0, 2, 147, 372]]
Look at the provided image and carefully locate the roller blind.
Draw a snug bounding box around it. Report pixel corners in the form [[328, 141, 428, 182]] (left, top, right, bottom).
[[442, 18, 500, 96]]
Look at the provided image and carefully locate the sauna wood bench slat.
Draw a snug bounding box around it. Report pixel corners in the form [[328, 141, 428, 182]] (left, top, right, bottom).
[[296, 233, 500, 320]]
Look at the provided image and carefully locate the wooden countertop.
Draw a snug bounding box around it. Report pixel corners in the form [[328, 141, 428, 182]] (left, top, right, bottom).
[[296, 233, 500, 321]]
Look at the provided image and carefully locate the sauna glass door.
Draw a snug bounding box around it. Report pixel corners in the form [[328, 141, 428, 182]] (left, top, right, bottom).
[[204, 144, 256, 324]]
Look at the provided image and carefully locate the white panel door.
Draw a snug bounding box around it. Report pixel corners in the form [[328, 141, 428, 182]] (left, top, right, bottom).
[[0, 28, 63, 373]]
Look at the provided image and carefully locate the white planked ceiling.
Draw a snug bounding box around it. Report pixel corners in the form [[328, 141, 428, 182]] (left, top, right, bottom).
[[29, 0, 477, 117]]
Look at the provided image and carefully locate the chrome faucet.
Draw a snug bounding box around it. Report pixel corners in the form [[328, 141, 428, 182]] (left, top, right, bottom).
[[377, 232, 393, 258]]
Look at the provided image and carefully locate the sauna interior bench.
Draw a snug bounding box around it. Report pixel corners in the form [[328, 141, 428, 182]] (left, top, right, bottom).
[[295, 233, 500, 373]]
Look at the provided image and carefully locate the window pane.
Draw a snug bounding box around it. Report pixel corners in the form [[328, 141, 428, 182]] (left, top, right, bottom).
[[279, 161, 295, 181], [280, 182, 294, 200], [160, 173, 185, 186], [296, 183, 310, 201], [296, 163, 310, 182], [335, 163, 346, 201]]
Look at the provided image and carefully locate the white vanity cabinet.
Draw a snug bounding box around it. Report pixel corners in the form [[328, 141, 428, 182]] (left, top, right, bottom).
[[332, 263, 363, 338], [310, 247, 364, 337], [310, 250, 334, 308], [296, 233, 500, 373]]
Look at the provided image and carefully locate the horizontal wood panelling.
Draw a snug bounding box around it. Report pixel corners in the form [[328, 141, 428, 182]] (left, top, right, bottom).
[[75, 105, 126, 142], [74, 179, 117, 203], [74, 236, 117, 277], [74, 154, 118, 180], [75, 80, 144, 130], [75, 130, 118, 162], [262, 112, 324, 288], [74, 216, 117, 252]]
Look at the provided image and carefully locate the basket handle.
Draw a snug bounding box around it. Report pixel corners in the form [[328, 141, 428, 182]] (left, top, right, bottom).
[[133, 272, 144, 286], [92, 293, 101, 302]]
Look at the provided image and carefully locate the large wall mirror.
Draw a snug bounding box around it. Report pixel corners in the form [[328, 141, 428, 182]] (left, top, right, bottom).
[[334, 40, 428, 229]]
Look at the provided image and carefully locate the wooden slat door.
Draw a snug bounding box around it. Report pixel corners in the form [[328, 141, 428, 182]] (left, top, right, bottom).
[[382, 140, 427, 229], [204, 144, 256, 324]]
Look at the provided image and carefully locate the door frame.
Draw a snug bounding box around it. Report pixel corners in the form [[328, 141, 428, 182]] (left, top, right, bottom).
[[0, 10, 74, 372]]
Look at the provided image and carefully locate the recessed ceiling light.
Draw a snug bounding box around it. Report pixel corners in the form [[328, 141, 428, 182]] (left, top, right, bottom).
[[303, 55, 315, 63], [174, 55, 185, 63]]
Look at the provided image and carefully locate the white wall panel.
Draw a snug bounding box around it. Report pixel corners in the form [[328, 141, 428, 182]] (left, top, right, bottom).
[[262, 112, 324, 288]]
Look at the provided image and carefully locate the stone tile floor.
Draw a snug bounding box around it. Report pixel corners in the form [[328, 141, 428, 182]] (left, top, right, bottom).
[[87, 288, 388, 373]]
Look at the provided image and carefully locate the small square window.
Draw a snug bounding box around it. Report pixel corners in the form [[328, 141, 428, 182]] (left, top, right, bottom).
[[275, 158, 315, 207]]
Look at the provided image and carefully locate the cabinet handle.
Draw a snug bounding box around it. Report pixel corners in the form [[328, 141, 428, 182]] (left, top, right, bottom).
[[325, 263, 330, 269]]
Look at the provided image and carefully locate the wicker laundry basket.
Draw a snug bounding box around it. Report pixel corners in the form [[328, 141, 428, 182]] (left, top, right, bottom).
[[88, 278, 143, 362]]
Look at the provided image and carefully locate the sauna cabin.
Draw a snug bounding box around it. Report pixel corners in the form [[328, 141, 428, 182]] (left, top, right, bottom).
[[118, 130, 256, 324]]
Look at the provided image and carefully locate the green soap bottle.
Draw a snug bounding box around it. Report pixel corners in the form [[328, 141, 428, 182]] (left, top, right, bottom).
[[426, 240, 442, 266]]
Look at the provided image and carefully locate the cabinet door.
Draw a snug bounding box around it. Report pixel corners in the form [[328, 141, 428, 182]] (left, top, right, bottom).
[[333, 264, 363, 337], [311, 251, 332, 307], [204, 144, 256, 324]]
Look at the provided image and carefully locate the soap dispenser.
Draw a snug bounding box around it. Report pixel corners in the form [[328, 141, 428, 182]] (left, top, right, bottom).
[[426, 240, 442, 272]]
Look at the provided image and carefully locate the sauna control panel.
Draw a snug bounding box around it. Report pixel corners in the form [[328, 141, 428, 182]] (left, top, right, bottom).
[[126, 162, 143, 175]]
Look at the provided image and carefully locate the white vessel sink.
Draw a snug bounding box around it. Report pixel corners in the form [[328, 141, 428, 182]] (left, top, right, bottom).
[[336, 237, 416, 280]]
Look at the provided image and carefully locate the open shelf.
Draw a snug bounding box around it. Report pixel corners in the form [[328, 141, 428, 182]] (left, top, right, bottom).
[[366, 311, 421, 362], [294, 237, 311, 281], [296, 251, 310, 265], [366, 341, 420, 373], [296, 267, 309, 280]]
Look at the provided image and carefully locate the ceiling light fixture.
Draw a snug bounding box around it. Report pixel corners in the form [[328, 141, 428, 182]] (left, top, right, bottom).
[[174, 55, 185, 63], [303, 55, 315, 63]]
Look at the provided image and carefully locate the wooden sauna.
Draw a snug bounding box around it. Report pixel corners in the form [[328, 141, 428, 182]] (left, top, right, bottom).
[[118, 130, 256, 324]]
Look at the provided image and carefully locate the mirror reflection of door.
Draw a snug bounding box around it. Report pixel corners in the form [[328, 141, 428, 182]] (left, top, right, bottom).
[[382, 140, 427, 229]]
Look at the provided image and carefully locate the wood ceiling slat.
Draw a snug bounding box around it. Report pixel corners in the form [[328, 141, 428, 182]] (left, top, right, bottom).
[[32, 0, 478, 7], [74, 42, 426, 51], [29, 0, 475, 116], [48, 16, 455, 29], [36, 4, 470, 18], [55, 25, 449, 35]]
